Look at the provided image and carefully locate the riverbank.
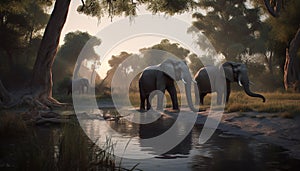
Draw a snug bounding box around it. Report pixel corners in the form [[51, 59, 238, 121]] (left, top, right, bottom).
[[195, 110, 300, 159]]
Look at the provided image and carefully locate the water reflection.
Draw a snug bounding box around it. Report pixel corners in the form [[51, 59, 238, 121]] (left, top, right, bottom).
[[103, 109, 193, 157], [190, 133, 299, 171], [81, 109, 300, 170]]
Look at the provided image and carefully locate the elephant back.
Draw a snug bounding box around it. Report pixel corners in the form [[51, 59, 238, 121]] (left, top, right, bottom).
[[195, 66, 220, 93]]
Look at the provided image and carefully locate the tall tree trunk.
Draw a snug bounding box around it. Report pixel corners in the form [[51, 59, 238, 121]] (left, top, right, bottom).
[[284, 27, 300, 92], [30, 0, 71, 106]]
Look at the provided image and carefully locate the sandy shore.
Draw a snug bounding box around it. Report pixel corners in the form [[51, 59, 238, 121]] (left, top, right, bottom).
[[194, 111, 300, 159]]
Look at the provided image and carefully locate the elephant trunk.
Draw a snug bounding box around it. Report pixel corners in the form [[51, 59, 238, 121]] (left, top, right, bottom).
[[242, 82, 266, 102], [185, 82, 200, 112]]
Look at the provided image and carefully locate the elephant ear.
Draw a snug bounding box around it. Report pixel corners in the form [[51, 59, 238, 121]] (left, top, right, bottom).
[[222, 62, 235, 82], [159, 58, 177, 79]]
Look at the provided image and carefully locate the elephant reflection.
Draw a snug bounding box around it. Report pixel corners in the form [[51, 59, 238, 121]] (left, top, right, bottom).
[[194, 61, 266, 105], [67, 78, 90, 95], [139, 58, 198, 112], [139, 115, 192, 156]]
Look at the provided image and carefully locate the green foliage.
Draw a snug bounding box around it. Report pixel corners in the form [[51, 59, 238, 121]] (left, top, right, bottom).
[[0, 112, 116, 170], [267, 1, 300, 43], [150, 39, 190, 60], [77, 0, 196, 19], [144, 0, 196, 15], [53, 31, 100, 88], [100, 51, 135, 89], [140, 39, 191, 67], [0, 0, 51, 87], [190, 0, 268, 61], [188, 53, 203, 75], [57, 124, 116, 170]]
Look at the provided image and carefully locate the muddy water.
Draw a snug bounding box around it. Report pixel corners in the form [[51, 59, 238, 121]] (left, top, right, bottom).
[[80, 109, 300, 171]]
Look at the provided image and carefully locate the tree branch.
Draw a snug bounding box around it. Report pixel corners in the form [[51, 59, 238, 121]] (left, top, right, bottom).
[[263, 0, 282, 17], [81, 0, 85, 11]]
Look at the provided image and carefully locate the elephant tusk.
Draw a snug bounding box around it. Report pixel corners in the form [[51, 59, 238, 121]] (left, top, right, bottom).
[[238, 75, 243, 87], [238, 80, 242, 87], [250, 81, 255, 86], [182, 78, 187, 84]]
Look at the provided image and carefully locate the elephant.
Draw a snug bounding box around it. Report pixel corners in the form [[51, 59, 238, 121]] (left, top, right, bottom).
[[67, 78, 90, 95], [139, 58, 198, 112], [194, 61, 266, 105]]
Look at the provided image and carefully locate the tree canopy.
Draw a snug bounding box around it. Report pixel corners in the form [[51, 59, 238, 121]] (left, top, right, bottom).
[[53, 31, 100, 85], [190, 0, 268, 61], [0, 0, 51, 88]]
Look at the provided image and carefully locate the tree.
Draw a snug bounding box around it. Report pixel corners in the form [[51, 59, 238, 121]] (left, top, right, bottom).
[[139, 39, 191, 68], [260, 0, 300, 91], [53, 31, 100, 84], [190, 0, 267, 62], [188, 53, 218, 75], [0, 0, 50, 88], [100, 52, 136, 89]]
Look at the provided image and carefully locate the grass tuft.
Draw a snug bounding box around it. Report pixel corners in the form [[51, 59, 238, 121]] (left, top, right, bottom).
[[226, 91, 300, 117]]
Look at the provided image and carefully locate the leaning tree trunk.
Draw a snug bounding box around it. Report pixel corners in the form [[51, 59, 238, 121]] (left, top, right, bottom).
[[30, 0, 71, 107], [283, 27, 300, 92]]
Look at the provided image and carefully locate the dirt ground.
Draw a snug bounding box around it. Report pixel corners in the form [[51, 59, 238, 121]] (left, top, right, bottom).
[[195, 110, 300, 159]]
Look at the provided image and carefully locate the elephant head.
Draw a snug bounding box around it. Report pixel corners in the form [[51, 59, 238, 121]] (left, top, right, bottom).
[[159, 58, 199, 112], [222, 61, 266, 102]]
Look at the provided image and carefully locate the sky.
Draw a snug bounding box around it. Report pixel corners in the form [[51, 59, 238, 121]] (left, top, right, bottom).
[[60, 1, 201, 78]]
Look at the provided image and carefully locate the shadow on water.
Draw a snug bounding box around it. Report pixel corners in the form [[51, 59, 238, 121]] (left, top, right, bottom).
[[99, 109, 300, 171]]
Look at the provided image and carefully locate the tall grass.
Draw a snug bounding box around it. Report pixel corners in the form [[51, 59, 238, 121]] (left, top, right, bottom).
[[226, 92, 300, 117], [0, 112, 27, 138], [0, 112, 117, 170], [57, 123, 116, 170]]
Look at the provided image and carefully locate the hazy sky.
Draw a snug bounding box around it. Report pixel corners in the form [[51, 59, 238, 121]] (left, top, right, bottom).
[[61, 1, 195, 48]]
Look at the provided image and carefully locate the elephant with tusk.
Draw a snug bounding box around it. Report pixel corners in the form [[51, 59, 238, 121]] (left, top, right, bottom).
[[194, 61, 266, 105], [139, 58, 199, 112]]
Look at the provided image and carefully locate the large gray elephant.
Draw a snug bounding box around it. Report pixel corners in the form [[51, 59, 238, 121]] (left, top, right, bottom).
[[194, 61, 266, 105], [67, 78, 90, 95], [139, 58, 198, 112]]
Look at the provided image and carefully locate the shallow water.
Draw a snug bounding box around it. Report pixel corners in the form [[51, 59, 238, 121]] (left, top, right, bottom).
[[80, 109, 300, 171]]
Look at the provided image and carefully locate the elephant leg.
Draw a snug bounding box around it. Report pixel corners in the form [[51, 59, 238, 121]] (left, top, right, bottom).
[[226, 81, 231, 103], [146, 96, 151, 110], [200, 93, 207, 105], [156, 90, 165, 110], [140, 93, 146, 111], [139, 81, 146, 111], [167, 86, 179, 110], [81, 85, 85, 94]]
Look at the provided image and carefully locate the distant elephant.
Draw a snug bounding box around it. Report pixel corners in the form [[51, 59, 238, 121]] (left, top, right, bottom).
[[139, 58, 198, 112], [67, 78, 90, 95], [194, 61, 266, 105]]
